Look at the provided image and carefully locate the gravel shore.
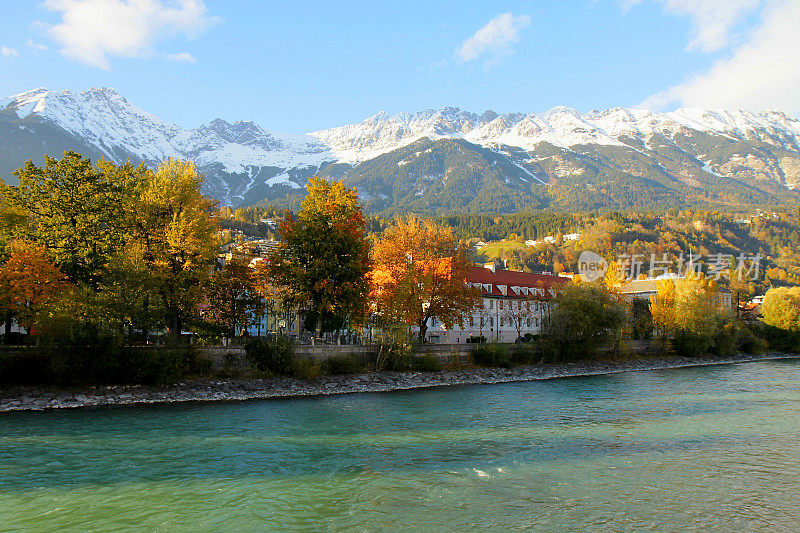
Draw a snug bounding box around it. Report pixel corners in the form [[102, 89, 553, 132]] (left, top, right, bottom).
[[1, 352, 796, 412]]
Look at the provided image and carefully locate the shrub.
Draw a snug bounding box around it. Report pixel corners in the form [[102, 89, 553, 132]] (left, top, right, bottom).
[[293, 358, 323, 380], [324, 353, 365, 374], [127, 347, 209, 385], [0, 345, 210, 386], [411, 354, 441, 372], [748, 322, 800, 353], [736, 325, 767, 354], [376, 342, 414, 371], [245, 336, 294, 375], [512, 342, 538, 365], [472, 342, 511, 367], [466, 335, 486, 344], [0, 349, 50, 384]]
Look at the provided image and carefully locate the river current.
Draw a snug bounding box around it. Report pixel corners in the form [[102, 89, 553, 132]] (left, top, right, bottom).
[[1, 359, 799, 531]]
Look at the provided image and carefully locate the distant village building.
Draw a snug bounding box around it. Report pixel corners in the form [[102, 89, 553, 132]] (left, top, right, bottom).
[[525, 233, 579, 247], [422, 265, 568, 343]]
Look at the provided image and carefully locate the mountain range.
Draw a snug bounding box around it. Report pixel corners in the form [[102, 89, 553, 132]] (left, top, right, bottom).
[[2, 87, 800, 213]]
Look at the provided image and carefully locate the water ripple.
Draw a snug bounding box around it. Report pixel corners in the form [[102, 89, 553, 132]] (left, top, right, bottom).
[[1, 359, 799, 530]]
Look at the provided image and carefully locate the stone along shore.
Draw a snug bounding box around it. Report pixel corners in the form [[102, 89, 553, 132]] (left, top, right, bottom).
[[0, 352, 796, 412]]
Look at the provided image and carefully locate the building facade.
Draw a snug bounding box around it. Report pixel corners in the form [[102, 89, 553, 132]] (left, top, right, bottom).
[[618, 277, 733, 309], [423, 266, 568, 343]]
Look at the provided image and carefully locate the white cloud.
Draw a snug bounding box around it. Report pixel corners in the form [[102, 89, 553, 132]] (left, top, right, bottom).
[[643, 0, 800, 113], [625, 0, 760, 52], [455, 12, 531, 66], [27, 39, 49, 52], [1, 46, 20, 58], [165, 51, 195, 63], [43, 0, 220, 69]]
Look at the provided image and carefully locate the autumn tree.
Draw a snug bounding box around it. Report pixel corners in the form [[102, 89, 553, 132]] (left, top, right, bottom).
[[269, 177, 371, 335], [651, 275, 736, 356], [371, 214, 479, 342], [651, 279, 676, 336], [545, 282, 628, 360], [4, 151, 146, 287], [762, 287, 800, 332], [0, 241, 69, 332], [204, 253, 262, 337], [131, 159, 218, 338], [251, 260, 297, 337]]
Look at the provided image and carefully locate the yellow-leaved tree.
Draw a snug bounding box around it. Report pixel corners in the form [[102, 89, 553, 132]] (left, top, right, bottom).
[[132, 160, 218, 338]]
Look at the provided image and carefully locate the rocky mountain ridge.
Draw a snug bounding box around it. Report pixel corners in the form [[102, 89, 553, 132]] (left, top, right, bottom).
[[2, 87, 799, 211]]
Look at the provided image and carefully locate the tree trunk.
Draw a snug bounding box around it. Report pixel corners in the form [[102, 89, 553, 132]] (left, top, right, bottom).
[[418, 318, 428, 342]]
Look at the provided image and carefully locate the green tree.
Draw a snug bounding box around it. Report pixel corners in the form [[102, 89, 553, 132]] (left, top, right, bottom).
[[4, 151, 145, 287], [630, 297, 653, 339], [545, 282, 628, 360], [269, 177, 371, 335]]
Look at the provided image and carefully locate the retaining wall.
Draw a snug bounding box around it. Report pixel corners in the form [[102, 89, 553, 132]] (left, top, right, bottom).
[[198, 342, 492, 370]]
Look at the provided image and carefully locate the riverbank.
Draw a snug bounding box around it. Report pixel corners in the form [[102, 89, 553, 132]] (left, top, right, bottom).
[[1, 352, 796, 412]]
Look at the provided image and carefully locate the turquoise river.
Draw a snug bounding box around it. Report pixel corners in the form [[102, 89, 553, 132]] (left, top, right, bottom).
[[2, 359, 800, 531]]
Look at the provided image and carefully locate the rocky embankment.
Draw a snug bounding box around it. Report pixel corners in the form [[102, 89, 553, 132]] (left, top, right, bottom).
[[1, 352, 796, 412]]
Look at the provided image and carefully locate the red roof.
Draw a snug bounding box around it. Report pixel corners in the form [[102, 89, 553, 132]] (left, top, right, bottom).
[[467, 266, 568, 298]]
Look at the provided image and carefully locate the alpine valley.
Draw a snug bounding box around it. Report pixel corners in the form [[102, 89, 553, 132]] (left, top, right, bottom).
[[2, 87, 800, 213]]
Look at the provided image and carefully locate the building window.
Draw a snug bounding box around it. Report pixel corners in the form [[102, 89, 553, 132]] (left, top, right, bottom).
[[489, 300, 494, 309], [490, 317, 494, 328], [499, 300, 504, 310], [470, 317, 474, 327]]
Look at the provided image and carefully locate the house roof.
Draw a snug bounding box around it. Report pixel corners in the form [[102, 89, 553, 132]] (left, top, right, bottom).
[[468, 266, 568, 298], [619, 279, 660, 294], [619, 277, 732, 294]]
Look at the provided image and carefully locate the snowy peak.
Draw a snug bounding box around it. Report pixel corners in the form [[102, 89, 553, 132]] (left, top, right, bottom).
[[310, 104, 800, 163], [3, 86, 800, 209]]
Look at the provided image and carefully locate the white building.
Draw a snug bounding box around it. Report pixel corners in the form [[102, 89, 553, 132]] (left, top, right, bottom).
[[423, 265, 568, 343]]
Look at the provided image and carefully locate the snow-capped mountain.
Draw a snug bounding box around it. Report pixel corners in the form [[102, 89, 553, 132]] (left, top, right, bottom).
[[2, 87, 800, 212], [311, 105, 800, 163]]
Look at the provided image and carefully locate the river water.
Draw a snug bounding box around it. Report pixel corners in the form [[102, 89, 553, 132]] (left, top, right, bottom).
[[1, 359, 799, 531]]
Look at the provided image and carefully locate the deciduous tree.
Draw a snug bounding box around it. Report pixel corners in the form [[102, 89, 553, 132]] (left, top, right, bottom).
[[0, 241, 69, 332], [371, 214, 479, 342], [132, 159, 218, 338], [4, 151, 145, 287], [204, 253, 262, 337], [269, 177, 371, 335], [762, 286, 800, 332], [545, 282, 628, 360]]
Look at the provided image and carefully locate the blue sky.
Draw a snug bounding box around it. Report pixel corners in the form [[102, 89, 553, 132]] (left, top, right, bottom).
[[1, 1, 797, 133]]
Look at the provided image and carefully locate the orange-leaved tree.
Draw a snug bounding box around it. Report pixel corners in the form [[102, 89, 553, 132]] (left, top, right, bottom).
[[371, 214, 479, 342], [0, 241, 69, 332]]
